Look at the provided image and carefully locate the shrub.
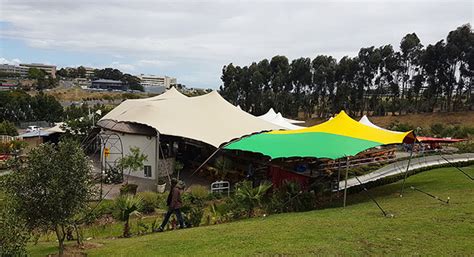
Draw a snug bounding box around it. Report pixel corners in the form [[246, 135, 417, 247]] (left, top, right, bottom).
[[113, 195, 143, 238], [455, 142, 474, 154], [267, 180, 316, 214], [188, 185, 209, 200], [136, 191, 159, 214], [232, 181, 272, 217]]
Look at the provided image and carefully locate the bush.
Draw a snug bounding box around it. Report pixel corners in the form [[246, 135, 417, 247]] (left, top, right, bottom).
[[267, 180, 316, 214], [136, 191, 159, 214], [232, 181, 272, 217], [455, 142, 474, 154], [188, 185, 209, 200], [0, 121, 18, 136]]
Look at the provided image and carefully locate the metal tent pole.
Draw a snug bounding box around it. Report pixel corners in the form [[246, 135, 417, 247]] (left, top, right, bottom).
[[343, 157, 349, 208], [400, 143, 415, 197]]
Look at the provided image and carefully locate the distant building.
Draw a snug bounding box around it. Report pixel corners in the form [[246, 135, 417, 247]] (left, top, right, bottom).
[[139, 74, 177, 89], [84, 67, 96, 78], [20, 63, 57, 78], [91, 79, 126, 91], [0, 64, 29, 77]]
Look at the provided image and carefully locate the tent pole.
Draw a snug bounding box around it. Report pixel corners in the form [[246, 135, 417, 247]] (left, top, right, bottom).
[[343, 157, 349, 208], [191, 147, 222, 176], [337, 159, 342, 193], [400, 143, 415, 197]]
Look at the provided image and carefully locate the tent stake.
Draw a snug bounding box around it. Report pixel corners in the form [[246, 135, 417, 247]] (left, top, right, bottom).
[[400, 143, 415, 197], [353, 175, 388, 216], [343, 157, 349, 208]]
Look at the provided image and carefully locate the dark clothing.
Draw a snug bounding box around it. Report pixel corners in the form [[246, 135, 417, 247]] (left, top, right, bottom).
[[160, 208, 185, 229], [160, 185, 185, 230], [170, 187, 182, 210]]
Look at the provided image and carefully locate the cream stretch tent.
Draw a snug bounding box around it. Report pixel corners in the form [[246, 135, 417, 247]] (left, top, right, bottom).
[[98, 89, 282, 148]]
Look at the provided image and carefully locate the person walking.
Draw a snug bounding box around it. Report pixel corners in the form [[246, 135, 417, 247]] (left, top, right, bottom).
[[157, 178, 185, 232]]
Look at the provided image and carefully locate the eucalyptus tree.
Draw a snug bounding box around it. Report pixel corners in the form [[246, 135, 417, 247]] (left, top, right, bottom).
[[290, 57, 312, 117], [270, 56, 291, 115], [400, 33, 423, 113], [311, 55, 337, 117]]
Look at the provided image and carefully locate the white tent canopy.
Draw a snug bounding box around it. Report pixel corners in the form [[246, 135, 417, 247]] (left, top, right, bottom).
[[99, 89, 282, 148], [258, 108, 305, 128], [258, 111, 304, 130], [359, 115, 402, 134]]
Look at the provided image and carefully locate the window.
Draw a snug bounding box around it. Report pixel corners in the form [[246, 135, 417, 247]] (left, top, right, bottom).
[[144, 165, 152, 177]]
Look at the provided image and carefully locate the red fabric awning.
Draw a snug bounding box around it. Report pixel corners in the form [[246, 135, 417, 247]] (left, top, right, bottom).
[[417, 136, 466, 143]]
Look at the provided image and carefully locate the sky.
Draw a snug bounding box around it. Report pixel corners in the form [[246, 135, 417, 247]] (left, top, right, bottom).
[[0, 0, 472, 89]]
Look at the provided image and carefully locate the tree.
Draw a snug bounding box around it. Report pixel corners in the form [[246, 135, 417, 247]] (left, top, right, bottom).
[[5, 140, 94, 256], [30, 92, 64, 122], [0, 120, 18, 136], [113, 195, 143, 237], [119, 147, 148, 183], [0, 196, 30, 256], [77, 66, 87, 78]]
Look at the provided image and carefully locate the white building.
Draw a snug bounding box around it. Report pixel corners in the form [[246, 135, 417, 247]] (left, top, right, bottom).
[[20, 63, 57, 78], [139, 74, 176, 89], [0, 64, 29, 77]]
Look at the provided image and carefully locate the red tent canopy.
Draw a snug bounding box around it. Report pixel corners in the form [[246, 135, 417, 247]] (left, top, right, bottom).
[[417, 136, 466, 144]]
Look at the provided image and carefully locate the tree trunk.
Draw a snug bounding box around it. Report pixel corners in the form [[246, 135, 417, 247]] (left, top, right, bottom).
[[55, 224, 66, 257], [74, 223, 82, 246], [123, 218, 130, 238]]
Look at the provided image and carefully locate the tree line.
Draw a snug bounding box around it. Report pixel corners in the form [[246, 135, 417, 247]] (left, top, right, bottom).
[[57, 67, 144, 91], [219, 24, 473, 118]]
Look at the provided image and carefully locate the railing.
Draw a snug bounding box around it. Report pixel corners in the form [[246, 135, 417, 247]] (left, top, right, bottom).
[[210, 180, 231, 196]]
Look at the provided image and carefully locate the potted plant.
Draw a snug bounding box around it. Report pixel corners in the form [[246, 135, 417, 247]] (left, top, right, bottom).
[[157, 176, 167, 193]]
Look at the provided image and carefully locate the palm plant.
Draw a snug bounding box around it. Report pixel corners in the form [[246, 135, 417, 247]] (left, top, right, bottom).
[[114, 195, 143, 237], [233, 181, 272, 217]]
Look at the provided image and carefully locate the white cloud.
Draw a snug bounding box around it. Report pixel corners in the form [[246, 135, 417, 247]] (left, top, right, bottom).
[[0, 0, 472, 87], [0, 57, 22, 65]]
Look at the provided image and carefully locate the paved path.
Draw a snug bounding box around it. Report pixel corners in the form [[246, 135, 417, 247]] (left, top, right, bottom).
[[338, 153, 474, 190]]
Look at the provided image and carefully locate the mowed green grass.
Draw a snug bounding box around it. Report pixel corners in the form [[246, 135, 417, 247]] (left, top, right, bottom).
[[29, 166, 474, 256]]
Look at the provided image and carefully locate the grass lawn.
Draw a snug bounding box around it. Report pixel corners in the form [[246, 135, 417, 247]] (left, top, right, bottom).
[[28, 166, 474, 256]]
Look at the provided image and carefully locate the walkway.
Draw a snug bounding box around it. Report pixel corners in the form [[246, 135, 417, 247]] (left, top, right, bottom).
[[338, 153, 474, 190]]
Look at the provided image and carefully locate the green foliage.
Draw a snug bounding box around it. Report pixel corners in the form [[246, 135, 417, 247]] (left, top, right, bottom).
[[119, 147, 148, 179], [388, 121, 416, 132], [113, 195, 143, 237], [454, 141, 474, 153], [0, 120, 18, 136], [30, 92, 64, 122], [136, 191, 160, 214], [220, 24, 474, 116], [4, 140, 93, 254], [188, 185, 209, 200], [0, 199, 30, 256], [0, 89, 62, 123], [267, 180, 316, 214], [232, 181, 272, 217], [0, 139, 27, 154]]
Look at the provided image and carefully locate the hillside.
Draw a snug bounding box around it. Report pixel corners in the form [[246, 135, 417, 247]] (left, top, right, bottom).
[[29, 165, 474, 256]]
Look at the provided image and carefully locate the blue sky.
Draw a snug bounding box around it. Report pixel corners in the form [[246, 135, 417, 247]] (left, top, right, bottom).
[[1, 0, 472, 89]]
